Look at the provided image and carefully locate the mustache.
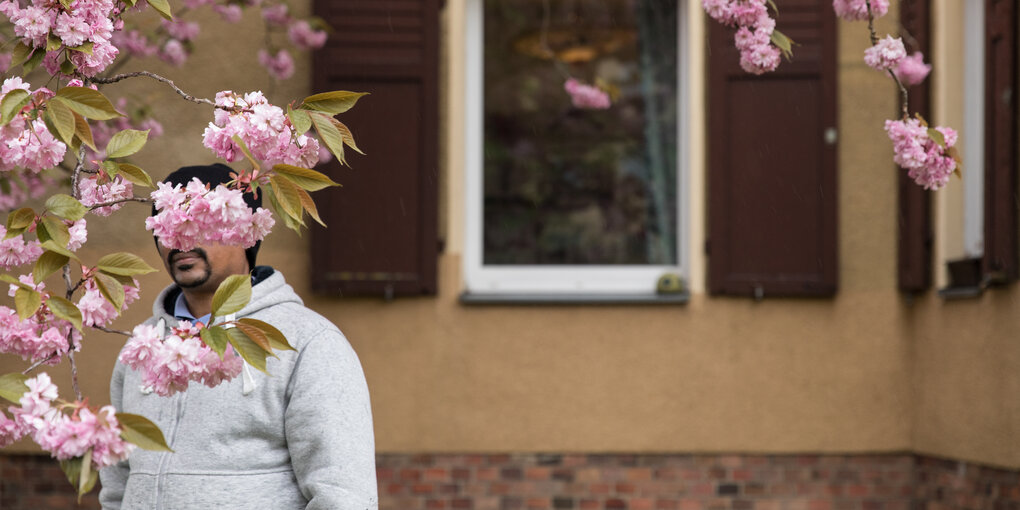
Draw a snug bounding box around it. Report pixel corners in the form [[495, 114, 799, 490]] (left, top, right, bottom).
[[167, 248, 208, 264]]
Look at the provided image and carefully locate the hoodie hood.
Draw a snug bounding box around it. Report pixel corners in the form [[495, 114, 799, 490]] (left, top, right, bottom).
[[151, 266, 303, 325]]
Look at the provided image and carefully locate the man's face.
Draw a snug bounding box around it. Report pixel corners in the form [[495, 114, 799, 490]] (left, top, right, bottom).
[[156, 242, 249, 293]]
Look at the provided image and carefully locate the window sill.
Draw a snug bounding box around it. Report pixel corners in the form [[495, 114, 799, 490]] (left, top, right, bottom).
[[459, 292, 690, 306], [937, 285, 984, 300]]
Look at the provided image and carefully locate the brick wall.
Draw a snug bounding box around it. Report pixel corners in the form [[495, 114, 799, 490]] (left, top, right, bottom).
[[0, 453, 1016, 510]]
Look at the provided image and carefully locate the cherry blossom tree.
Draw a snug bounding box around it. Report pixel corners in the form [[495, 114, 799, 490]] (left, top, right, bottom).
[[0, 0, 362, 497]]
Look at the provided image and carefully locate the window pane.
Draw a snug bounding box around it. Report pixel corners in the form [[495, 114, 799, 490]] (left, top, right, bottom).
[[483, 0, 679, 265]]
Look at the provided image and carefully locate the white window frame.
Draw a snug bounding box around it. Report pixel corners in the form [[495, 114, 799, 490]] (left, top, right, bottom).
[[962, 0, 985, 258], [462, 0, 691, 297]]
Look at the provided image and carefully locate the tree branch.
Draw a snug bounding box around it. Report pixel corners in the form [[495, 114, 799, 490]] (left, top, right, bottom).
[[91, 325, 133, 336], [88, 196, 152, 210], [89, 71, 218, 107], [866, 0, 910, 119], [22, 354, 56, 375]]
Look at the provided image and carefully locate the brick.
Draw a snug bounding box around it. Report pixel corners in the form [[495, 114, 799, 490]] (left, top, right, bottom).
[[579, 500, 600, 510], [616, 483, 637, 494], [656, 500, 679, 510], [606, 499, 627, 509], [717, 484, 739, 496], [630, 498, 655, 510], [527, 468, 552, 481], [553, 497, 574, 509], [628, 469, 654, 481], [526, 498, 550, 509], [426, 469, 451, 482], [452, 499, 474, 509], [678, 500, 703, 510]]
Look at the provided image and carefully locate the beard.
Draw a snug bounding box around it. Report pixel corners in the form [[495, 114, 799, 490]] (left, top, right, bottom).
[[167, 248, 211, 289]]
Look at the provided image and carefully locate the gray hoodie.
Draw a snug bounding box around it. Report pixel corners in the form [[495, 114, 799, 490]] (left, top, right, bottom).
[[99, 268, 378, 510]]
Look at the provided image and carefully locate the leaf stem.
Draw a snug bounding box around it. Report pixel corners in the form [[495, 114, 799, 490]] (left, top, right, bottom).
[[865, 0, 910, 119]]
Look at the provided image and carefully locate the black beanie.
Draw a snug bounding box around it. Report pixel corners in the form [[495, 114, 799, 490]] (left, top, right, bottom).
[[152, 163, 262, 270]]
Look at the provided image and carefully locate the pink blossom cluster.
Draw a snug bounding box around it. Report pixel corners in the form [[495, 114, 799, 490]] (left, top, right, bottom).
[[119, 321, 244, 397], [0, 225, 42, 269], [77, 175, 134, 217], [287, 20, 327, 51], [0, 277, 81, 365], [202, 90, 320, 169], [564, 79, 611, 110], [77, 275, 139, 328], [67, 219, 87, 251], [257, 48, 295, 80], [0, 0, 122, 77], [894, 51, 931, 86], [863, 35, 906, 72], [832, 0, 889, 21], [0, 373, 134, 468], [885, 118, 959, 190], [0, 78, 66, 174], [702, 0, 780, 74], [145, 177, 275, 252]]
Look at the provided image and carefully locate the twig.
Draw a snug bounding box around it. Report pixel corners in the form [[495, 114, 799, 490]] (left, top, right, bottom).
[[67, 347, 82, 402], [91, 325, 132, 336], [88, 196, 152, 210], [22, 354, 56, 375], [89, 71, 218, 107], [866, 0, 910, 119]]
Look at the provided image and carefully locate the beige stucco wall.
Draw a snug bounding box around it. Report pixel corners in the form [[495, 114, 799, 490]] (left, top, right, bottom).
[[1, 0, 1015, 470]]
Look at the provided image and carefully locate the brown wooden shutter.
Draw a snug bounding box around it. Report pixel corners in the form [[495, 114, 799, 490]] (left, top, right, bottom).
[[898, 0, 933, 293], [707, 0, 838, 297], [982, 0, 1019, 283], [309, 0, 440, 297]]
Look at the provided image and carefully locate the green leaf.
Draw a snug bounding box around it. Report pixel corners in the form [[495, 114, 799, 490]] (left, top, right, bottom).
[[0, 274, 32, 290], [230, 134, 261, 172], [233, 321, 273, 353], [105, 129, 149, 159], [271, 164, 340, 191], [0, 373, 29, 404], [226, 328, 269, 374], [78, 449, 97, 500], [237, 318, 295, 351], [22, 49, 45, 73], [45, 194, 88, 221], [299, 91, 368, 115], [296, 187, 325, 227], [101, 160, 119, 180], [46, 33, 62, 52], [72, 112, 97, 151], [68, 41, 94, 55], [39, 240, 78, 260], [14, 287, 41, 320], [34, 250, 69, 283], [927, 128, 946, 148], [263, 186, 301, 232], [55, 87, 122, 121], [96, 252, 157, 276], [146, 0, 173, 20], [48, 295, 83, 331], [770, 30, 794, 60], [287, 106, 311, 135], [38, 215, 71, 248], [44, 98, 76, 146], [310, 112, 346, 166], [59, 57, 76, 75], [5, 207, 36, 237], [0, 89, 31, 126], [116, 163, 155, 188], [116, 413, 173, 451], [333, 118, 364, 156], [200, 326, 229, 358], [93, 272, 125, 311], [269, 176, 304, 225], [11, 43, 33, 68], [211, 274, 252, 317]]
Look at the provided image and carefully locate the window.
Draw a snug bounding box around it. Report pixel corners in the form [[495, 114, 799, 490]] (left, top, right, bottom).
[[463, 0, 689, 299]]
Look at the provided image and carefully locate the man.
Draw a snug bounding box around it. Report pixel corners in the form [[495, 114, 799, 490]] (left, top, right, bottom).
[[99, 164, 378, 510]]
